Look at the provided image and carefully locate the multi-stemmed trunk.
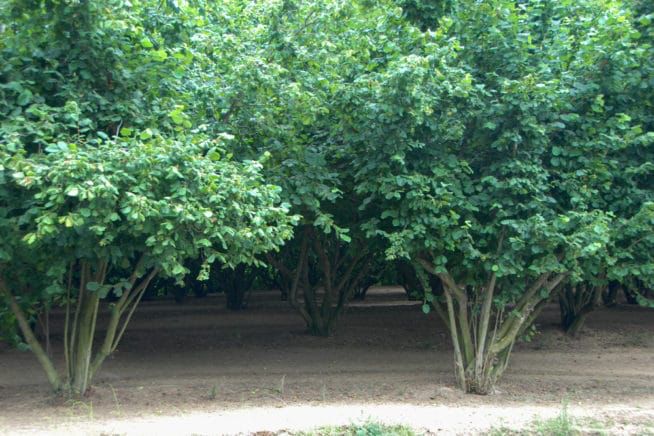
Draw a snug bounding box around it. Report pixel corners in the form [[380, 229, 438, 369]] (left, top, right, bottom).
[[398, 260, 442, 301], [221, 264, 255, 311], [0, 256, 157, 396], [268, 227, 370, 336], [417, 258, 567, 394], [558, 283, 606, 337]]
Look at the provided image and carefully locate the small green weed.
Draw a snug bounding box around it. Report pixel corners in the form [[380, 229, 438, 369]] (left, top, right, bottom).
[[300, 421, 416, 436], [208, 384, 218, 400], [533, 404, 577, 436], [65, 398, 94, 420], [488, 404, 581, 436]]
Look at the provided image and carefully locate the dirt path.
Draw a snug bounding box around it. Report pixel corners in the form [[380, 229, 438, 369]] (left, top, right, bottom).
[[4, 403, 654, 435], [1, 288, 653, 434]]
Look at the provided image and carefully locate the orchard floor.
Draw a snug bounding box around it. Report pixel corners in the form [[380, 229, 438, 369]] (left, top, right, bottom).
[[0, 287, 653, 435]]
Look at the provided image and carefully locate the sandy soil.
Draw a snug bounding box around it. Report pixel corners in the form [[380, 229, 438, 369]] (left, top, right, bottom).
[[0, 287, 653, 435]]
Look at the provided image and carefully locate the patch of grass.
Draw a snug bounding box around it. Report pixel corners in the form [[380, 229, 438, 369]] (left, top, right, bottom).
[[65, 398, 94, 420], [277, 374, 286, 395], [488, 405, 582, 436], [532, 405, 577, 436], [208, 383, 218, 400], [299, 421, 416, 436], [582, 417, 613, 435], [109, 384, 122, 416], [488, 426, 519, 436]]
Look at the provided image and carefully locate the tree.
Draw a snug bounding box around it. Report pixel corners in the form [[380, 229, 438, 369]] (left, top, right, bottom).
[[267, 224, 374, 336], [182, 0, 411, 335], [212, 263, 268, 311], [0, 137, 293, 395], [346, 0, 651, 393], [552, 0, 654, 334], [0, 1, 298, 395]]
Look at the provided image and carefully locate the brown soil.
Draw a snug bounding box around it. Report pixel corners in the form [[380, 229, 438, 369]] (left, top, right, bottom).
[[0, 287, 653, 435]]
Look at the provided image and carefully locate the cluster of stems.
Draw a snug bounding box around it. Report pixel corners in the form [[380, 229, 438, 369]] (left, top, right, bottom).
[[268, 227, 370, 336], [0, 256, 158, 395], [417, 257, 567, 394]]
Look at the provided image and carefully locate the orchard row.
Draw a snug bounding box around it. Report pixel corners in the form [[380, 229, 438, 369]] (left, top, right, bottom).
[[0, 0, 652, 396]]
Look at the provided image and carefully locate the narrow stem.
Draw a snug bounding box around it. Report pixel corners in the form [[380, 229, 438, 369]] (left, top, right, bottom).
[[475, 273, 497, 378], [0, 278, 62, 391], [455, 291, 474, 366], [492, 273, 567, 354], [444, 290, 466, 390], [68, 260, 88, 381], [64, 261, 73, 377]]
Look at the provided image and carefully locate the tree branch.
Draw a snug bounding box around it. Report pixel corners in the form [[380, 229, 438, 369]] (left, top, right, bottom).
[[0, 277, 62, 391]]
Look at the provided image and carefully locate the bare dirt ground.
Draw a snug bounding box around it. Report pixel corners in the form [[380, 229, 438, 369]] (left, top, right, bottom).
[[0, 287, 653, 435]]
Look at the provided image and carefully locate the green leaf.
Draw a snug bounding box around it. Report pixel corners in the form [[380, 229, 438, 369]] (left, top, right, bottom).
[[64, 216, 74, 228], [17, 90, 32, 106], [23, 233, 37, 245], [151, 49, 168, 62], [170, 111, 184, 125], [140, 37, 154, 48], [208, 149, 221, 161], [66, 187, 79, 197], [139, 128, 153, 140]]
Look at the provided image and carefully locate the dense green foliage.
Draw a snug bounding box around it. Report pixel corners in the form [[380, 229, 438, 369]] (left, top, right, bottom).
[[0, 0, 652, 396], [0, 0, 295, 394], [345, 0, 654, 392]]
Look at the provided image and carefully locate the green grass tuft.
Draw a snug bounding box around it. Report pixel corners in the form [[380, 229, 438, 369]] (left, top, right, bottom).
[[532, 404, 577, 436], [299, 421, 417, 436], [488, 404, 583, 436]]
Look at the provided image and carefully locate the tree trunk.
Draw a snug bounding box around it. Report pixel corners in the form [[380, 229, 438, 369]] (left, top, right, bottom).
[[225, 264, 253, 311], [69, 291, 100, 395], [558, 283, 604, 336], [307, 315, 333, 336], [1, 258, 155, 397], [417, 259, 566, 394], [564, 312, 589, 337], [270, 227, 369, 337], [602, 282, 620, 307], [0, 279, 62, 392]]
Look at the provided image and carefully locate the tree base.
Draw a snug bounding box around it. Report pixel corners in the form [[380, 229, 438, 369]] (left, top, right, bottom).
[[307, 323, 333, 337]]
